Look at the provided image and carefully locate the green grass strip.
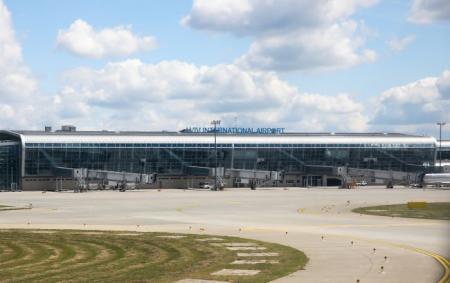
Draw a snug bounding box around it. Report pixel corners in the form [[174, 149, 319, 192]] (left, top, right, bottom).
[[352, 202, 450, 220]]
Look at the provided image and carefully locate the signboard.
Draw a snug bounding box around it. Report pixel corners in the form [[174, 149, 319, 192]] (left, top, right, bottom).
[[182, 127, 285, 135]]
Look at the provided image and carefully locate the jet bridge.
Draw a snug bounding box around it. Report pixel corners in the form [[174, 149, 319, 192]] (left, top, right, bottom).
[[225, 168, 281, 187], [338, 167, 426, 188], [73, 168, 157, 192]]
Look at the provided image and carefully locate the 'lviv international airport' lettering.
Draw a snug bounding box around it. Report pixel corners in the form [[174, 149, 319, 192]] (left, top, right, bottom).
[[184, 127, 285, 135]]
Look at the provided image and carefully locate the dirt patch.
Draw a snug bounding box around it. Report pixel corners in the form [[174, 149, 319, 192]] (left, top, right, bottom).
[[211, 269, 260, 276], [156, 235, 186, 239], [176, 279, 229, 283], [237, 252, 279, 257], [222, 242, 259, 247], [74, 232, 105, 235], [226, 247, 267, 251], [195, 237, 224, 242], [232, 259, 279, 264], [30, 230, 56, 234]]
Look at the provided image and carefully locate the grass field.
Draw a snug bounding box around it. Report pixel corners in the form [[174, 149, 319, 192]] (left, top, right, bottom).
[[0, 229, 308, 283], [352, 202, 450, 220]]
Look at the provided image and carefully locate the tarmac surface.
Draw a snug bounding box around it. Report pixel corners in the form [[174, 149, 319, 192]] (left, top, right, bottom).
[[0, 186, 449, 283]]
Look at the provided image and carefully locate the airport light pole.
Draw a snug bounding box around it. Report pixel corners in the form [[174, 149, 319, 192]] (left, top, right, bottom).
[[211, 120, 221, 190], [139, 158, 146, 184], [437, 122, 446, 169], [10, 166, 13, 191]]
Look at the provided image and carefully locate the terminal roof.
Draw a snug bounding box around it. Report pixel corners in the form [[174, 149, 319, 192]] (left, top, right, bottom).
[[0, 129, 437, 145], [4, 130, 427, 137]]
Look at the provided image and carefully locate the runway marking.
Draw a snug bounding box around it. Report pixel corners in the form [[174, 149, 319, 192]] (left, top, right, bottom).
[[241, 225, 449, 282], [412, 248, 449, 283], [352, 237, 449, 283]]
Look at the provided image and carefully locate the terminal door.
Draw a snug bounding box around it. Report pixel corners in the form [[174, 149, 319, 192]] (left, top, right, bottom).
[[302, 175, 323, 187]]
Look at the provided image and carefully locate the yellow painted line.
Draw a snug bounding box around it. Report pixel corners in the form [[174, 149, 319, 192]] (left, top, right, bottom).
[[316, 223, 438, 228], [175, 204, 200, 213], [390, 243, 448, 283], [355, 237, 449, 283], [241, 225, 449, 282], [406, 247, 447, 282]]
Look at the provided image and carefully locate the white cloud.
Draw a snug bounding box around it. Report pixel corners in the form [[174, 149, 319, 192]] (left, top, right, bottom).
[[0, 0, 44, 129], [237, 21, 377, 71], [436, 70, 450, 99], [409, 0, 450, 24], [42, 64, 450, 136], [280, 93, 369, 132], [387, 35, 416, 52], [183, 0, 378, 71], [182, 0, 377, 35], [53, 59, 368, 132], [371, 70, 450, 127], [56, 19, 157, 59], [0, 0, 37, 102]]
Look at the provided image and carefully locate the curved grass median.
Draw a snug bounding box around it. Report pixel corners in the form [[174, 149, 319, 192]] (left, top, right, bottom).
[[353, 202, 450, 220], [0, 229, 308, 283], [0, 204, 31, 212]]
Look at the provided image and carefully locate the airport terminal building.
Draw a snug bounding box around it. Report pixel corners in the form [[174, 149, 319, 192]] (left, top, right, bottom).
[[0, 126, 446, 191]]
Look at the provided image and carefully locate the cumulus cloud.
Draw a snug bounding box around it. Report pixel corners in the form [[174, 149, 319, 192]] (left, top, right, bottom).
[[182, 0, 377, 35], [409, 0, 450, 24], [436, 70, 450, 99], [53, 59, 368, 132], [237, 21, 377, 71], [56, 19, 157, 59], [371, 70, 450, 127], [0, 0, 37, 102], [387, 35, 416, 52], [0, 0, 45, 129], [280, 93, 369, 132], [183, 0, 378, 72]]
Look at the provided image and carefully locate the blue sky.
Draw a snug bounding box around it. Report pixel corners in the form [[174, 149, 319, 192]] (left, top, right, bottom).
[[0, 0, 449, 138], [7, 0, 250, 90]]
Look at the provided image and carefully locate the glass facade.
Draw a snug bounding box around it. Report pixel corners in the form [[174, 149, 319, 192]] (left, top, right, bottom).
[[437, 147, 450, 160], [0, 142, 21, 189], [23, 141, 435, 177]]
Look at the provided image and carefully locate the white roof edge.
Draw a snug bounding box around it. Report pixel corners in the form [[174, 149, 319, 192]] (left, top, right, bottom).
[[438, 141, 450, 147]]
